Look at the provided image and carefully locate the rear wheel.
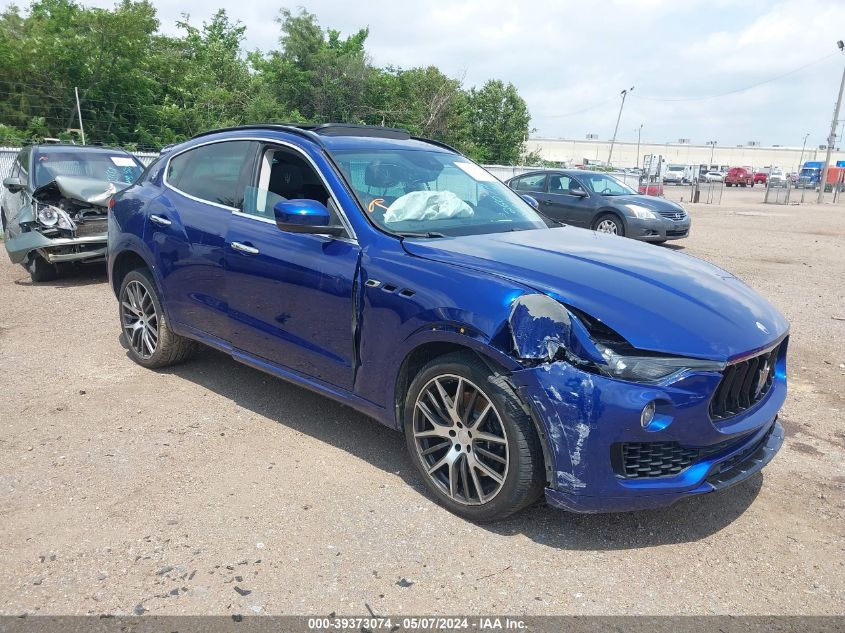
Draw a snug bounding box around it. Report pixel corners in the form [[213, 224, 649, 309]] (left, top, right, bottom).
[[26, 253, 57, 283], [593, 213, 624, 236], [118, 268, 197, 368], [404, 352, 545, 521]]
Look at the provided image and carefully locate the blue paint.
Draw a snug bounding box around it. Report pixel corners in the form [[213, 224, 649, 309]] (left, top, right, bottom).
[[108, 125, 789, 514]]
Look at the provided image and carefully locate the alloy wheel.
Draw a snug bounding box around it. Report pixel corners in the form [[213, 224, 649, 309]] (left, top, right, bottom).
[[596, 219, 618, 234], [412, 374, 509, 506], [120, 280, 159, 359]]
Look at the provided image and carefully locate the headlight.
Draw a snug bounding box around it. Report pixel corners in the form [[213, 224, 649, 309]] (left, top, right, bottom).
[[37, 206, 59, 227], [596, 342, 725, 384], [625, 203, 658, 220], [37, 205, 75, 231]]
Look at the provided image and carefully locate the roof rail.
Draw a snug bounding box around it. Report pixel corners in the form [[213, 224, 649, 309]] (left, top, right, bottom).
[[188, 123, 463, 155], [189, 124, 321, 144], [412, 136, 462, 154], [189, 123, 414, 144]]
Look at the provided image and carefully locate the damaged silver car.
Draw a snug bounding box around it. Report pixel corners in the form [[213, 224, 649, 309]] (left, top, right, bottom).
[[1, 144, 144, 282]]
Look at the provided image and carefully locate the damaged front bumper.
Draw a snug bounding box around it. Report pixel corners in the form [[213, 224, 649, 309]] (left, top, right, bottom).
[[509, 352, 786, 513], [4, 231, 107, 265]]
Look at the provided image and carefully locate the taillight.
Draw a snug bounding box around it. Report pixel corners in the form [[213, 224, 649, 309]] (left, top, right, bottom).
[[108, 197, 116, 210]]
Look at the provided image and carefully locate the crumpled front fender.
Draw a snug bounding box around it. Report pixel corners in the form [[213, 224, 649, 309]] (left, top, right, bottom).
[[5, 230, 52, 264]]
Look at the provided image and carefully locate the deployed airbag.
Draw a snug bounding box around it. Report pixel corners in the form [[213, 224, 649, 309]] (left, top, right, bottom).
[[383, 191, 474, 223]]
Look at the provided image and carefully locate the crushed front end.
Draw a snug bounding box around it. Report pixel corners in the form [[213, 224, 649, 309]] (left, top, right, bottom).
[[5, 176, 116, 265], [505, 294, 787, 513]]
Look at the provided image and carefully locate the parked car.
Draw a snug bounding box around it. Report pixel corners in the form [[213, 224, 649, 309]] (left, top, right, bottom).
[[1, 144, 144, 281], [753, 171, 768, 185], [662, 164, 687, 185], [109, 124, 788, 521], [724, 167, 754, 187], [703, 171, 725, 182], [506, 169, 690, 243], [768, 170, 787, 188]]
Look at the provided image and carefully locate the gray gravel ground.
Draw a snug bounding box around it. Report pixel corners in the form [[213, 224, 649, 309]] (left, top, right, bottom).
[[0, 187, 843, 616]]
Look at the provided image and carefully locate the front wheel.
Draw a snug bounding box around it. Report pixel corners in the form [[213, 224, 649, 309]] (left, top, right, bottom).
[[118, 268, 198, 369], [593, 213, 624, 236], [26, 253, 58, 282], [404, 352, 545, 521]]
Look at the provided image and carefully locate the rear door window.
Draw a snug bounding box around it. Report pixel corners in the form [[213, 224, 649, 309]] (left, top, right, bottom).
[[512, 173, 547, 193], [167, 141, 257, 209]]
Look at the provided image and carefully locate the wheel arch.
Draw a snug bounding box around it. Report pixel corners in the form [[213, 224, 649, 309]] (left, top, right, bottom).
[[593, 207, 628, 231], [391, 335, 553, 486], [110, 249, 153, 296]]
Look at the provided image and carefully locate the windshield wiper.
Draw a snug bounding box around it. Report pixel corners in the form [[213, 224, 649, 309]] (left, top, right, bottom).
[[395, 231, 446, 238]]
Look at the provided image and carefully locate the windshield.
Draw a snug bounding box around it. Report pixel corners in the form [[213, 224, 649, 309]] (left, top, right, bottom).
[[33, 150, 144, 188], [330, 149, 548, 237], [578, 173, 636, 196]]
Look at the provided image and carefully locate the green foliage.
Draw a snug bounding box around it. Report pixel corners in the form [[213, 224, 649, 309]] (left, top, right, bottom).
[[0, 2, 532, 162]]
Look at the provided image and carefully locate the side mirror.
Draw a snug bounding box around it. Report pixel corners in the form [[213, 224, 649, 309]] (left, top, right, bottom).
[[570, 187, 588, 197], [273, 199, 344, 237], [3, 176, 24, 194], [520, 194, 539, 210]]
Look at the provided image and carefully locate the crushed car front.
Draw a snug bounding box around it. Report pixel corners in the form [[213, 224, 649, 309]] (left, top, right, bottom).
[[401, 228, 788, 512], [3, 146, 144, 266]]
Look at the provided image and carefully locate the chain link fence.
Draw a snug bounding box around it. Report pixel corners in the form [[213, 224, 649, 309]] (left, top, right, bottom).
[[0, 146, 158, 177]]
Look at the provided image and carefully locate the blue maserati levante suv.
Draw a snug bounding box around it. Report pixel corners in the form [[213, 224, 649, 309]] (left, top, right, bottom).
[[108, 124, 787, 521]]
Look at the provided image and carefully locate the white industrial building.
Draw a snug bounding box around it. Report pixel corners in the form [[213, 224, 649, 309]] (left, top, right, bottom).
[[524, 137, 845, 171]]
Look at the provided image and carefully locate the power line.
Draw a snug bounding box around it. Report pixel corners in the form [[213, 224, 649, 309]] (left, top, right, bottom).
[[541, 98, 617, 119], [634, 51, 840, 102]]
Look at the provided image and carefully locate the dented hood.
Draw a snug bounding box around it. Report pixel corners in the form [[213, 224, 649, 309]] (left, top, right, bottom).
[[402, 227, 788, 361], [33, 175, 130, 207]]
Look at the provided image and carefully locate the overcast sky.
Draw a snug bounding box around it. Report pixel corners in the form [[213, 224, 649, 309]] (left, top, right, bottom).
[[17, 0, 845, 148]]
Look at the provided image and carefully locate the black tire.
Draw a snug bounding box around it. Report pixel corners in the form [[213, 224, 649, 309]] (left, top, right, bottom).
[[118, 268, 198, 369], [26, 253, 58, 282], [592, 213, 625, 236], [403, 351, 545, 522]]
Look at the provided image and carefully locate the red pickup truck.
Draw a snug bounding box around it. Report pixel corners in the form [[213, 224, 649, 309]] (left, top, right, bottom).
[[725, 167, 754, 187]]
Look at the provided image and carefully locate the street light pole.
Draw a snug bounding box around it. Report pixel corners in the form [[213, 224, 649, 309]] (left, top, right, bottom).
[[636, 124, 643, 170], [607, 86, 634, 167], [797, 132, 810, 175], [818, 40, 845, 203], [707, 140, 717, 166]]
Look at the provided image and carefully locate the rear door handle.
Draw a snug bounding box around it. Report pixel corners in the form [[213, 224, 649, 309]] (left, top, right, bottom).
[[231, 241, 259, 255], [150, 214, 171, 227]]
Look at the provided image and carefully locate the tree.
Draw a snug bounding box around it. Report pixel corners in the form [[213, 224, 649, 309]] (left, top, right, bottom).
[[0, 3, 534, 163], [462, 80, 531, 164]]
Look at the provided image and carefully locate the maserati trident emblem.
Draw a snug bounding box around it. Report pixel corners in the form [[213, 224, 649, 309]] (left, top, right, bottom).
[[756, 321, 769, 334], [755, 361, 771, 398]]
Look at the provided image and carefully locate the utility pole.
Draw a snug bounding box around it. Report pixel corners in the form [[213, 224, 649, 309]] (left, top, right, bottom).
[[707, 140, 717, 167], [636, 124, 643, 170], [797, 132, 810, 175], [818, 40, 845, 203], [607, 86, 634, 167], [74, 86, 86, 145]]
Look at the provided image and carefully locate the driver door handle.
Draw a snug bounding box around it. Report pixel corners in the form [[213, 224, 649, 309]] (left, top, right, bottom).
[[231, 241, 260, 255], [150, 214, 171, 226]]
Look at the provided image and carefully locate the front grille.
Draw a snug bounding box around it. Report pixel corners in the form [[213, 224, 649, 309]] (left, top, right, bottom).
[[656, 209, 686, 220], [613, 435, 748, 479], [666, 229, 688, 236], [709, 342, 782, 421], [74, 218, 107, 238]]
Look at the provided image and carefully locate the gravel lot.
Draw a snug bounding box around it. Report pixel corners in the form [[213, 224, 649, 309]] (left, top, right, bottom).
[[0, 187, 843, 616]]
